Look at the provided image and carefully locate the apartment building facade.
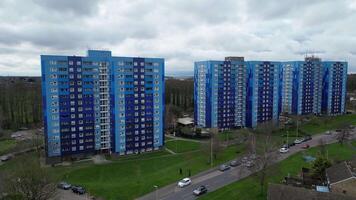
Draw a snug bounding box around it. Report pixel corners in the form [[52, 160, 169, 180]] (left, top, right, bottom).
[[41, 50, 164, 159], [194, 57, 347, 129], [281, 58, 347, 116]]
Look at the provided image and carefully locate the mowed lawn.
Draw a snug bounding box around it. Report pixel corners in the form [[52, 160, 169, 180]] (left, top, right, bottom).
[[0, 139, 16, 155], [300, 114, 356, 134], [165, 139, 201, 153], [199, 142, 356, 200], [59, 143, 246, 200]]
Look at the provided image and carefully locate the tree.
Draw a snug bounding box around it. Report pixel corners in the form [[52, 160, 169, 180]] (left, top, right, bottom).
[[195, 128, 202, 138], [311, 156, 331, 180], [211, 128, 222, 161], [335, 122, 351, 145], [4, 157, 57, 200], [250, 121, 279, 194], [201, 128, 221, 166]]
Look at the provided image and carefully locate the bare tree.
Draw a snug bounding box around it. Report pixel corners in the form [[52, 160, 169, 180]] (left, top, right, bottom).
[[318, 138, 327, 157], [250, 121, 279, 194], [335, 122, 351, 145], [4, 157, 57, 200]]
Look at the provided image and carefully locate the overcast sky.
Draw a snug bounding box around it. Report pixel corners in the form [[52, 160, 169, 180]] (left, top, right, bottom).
[[0, 0, 356, 76]]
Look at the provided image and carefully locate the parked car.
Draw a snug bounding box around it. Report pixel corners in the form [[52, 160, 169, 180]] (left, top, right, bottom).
[[177, 178, 191, 188], [249, 154, 257, 160], [244, 161, 254, 168], [279, 147, 289, 153], [219, 164, 231, 171], [72, 185, 86, 195], [0, 155, 12, 162], [57, 182, 71, 190], [302, 144, 310, 149], [241, 156, 248, 163], [294, 138, 304, 144], [303, 135, 312, 142], [229, 160, 241, 167], [193, 185, 208, 196], [325, 131, 332, 135], [288, 142, 296, 147]]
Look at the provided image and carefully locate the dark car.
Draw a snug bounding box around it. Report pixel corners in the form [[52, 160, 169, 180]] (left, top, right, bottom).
[[57, 182, 71, 190], [303, 135, 312, 142], [72, 186, 86, 195], [230, 160, 241, 167], [193, 185, 208, 196], [288, 142, 296, 147], [219, 164, 231, 171]]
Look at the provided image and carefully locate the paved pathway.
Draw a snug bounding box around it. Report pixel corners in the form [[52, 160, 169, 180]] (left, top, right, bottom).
[[165, 135, 208, 143], [137, 131, 355, 200]]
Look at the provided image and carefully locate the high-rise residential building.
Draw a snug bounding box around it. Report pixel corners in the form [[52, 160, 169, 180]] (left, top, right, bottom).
[[281, 58, 347, 116], [194, 57, 347, 129], [281, 57, 323, 115], [322, 61, 348, 115], [246, 61, 281, 127], [194, 58, 247, 129], [41, 50, 164, 160]]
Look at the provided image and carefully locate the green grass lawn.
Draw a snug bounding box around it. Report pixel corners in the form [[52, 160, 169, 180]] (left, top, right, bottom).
[[48, 143, 246, 200], [199, 142, 356, 200], [300, 114, 356, 135], [165, 140, 201, 153], [0, 139, 17, 155]]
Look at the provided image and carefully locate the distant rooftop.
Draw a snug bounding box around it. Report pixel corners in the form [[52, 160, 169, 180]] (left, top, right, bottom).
[[326, 161, 355, 185], [225, 56, 244, 62], [177, 117, 194, 125], [267, 183, 355, 200]]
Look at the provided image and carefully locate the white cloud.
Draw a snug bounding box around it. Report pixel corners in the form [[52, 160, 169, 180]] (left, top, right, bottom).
[[0, 0, 355, 75]]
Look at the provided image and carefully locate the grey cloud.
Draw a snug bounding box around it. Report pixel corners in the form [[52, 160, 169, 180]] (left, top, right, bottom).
[[1, 0, 356, 75], [33, 0, 99, 16]]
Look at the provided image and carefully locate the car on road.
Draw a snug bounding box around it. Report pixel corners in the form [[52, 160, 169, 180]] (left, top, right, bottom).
[[177, 178, 191, 188], [288, 142, 296, 147], [0, 155, 12, 162], [219, 164, 231, 171], [294, 138, 304, 144], [249, 154, 257, 160], [303, 135, 312, 142], [302, 144, 310, 149], [244, 161, 254, 168], [279, 147, 289, 153], [325, 131, 332, 135], [72, 185, 86, 195], [193, 185, 208, 196], [229, 160, 241, 167], [57, 181, 71, 190]]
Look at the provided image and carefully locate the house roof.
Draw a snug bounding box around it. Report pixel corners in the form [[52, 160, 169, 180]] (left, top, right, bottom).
[[267, 184, 355, 200], [326, 162, 354, 185], [177, 117, 194, 125]]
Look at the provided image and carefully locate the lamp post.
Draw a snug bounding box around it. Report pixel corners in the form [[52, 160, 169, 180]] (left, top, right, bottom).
[[154, 185, 158, 200]]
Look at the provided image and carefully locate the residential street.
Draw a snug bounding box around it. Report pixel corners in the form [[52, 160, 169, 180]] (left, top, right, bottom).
[[137, 131, 355, 200]]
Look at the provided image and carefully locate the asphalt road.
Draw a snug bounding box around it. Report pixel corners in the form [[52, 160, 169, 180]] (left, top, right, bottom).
[[137, 130, 355, 200]]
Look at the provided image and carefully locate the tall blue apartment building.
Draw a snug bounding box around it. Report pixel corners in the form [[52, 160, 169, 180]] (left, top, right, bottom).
[[194, 56, 347, 129], [246, 61, 281, 127], [41, 50, 164, 159], [281, 57, 347, 116], [194, 57, 247, 129]]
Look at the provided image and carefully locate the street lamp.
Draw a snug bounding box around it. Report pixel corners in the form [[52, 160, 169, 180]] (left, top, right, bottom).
[[153, 185, 158, 200]]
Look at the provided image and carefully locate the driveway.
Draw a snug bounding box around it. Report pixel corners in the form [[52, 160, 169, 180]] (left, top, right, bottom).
[[137, 131, 354, 200]]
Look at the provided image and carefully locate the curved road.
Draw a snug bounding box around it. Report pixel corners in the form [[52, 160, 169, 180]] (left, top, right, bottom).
[[137, 131, 355, 200]]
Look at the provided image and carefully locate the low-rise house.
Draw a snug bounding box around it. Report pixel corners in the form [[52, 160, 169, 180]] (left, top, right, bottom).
[[326, 158, 356, 198], [177, 117, 194, 127], [267, 183, 355, 200]]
